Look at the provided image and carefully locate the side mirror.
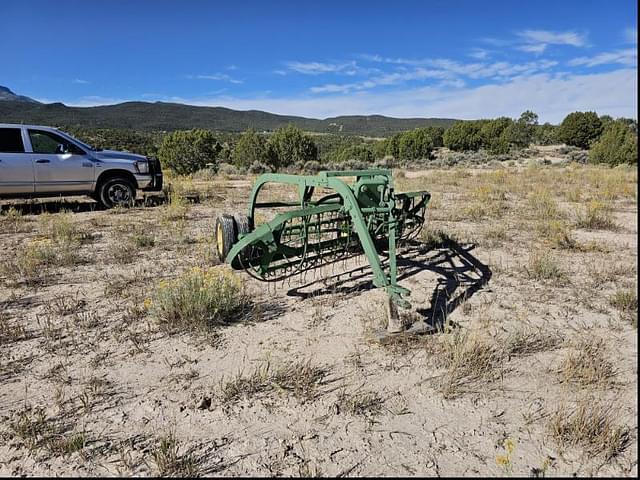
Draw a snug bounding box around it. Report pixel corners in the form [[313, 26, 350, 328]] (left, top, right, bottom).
[[55, 144, 68, 154]]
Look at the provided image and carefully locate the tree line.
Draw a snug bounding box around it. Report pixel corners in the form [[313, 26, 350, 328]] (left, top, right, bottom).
[[66, 110, 637, 175]]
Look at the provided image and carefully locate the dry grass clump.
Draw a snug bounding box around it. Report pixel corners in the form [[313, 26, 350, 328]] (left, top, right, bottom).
[[528, 189, 563, 220], [536, 220, 580, 250], [39, 211, 91, 245], [504, 325, 563, 356], [420, 228, 457, 248], [131, 230, 156, 248], [524, 250, 566, 282], [482, 224, 509, 245], [0, 239, 75, 285], [147, 266, 250, 333], [219, 360, 328, 404], [574, 201, 617, 231], [557, 337, 617, 387], [334, 390, 384, 417], [461, 200, 507, 222], [609, 288, 637, 327], [6, 406, 86, 457], [161, 194, 190, 223], [0, 310, 28, 345], [436, 330, 503, 398], [108, 226, 156, 264], [1, 212, 90, 285], [547, 398, 630, 461], [152, 432, 199, 477], [0, 207, 32, 233], [109, 240, 138, 264]]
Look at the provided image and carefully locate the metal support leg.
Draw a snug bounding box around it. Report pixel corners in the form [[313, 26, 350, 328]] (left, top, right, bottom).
[[386, 211, 404, 333], [386, 295, 403, 333]]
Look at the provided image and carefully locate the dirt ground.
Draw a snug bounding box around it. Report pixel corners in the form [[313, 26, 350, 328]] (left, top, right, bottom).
[[0, 153, 637, 476]]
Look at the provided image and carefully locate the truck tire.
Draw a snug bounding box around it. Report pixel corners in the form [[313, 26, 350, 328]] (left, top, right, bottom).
[[216, 215, 236, 262], [97, 177, 136, 209]]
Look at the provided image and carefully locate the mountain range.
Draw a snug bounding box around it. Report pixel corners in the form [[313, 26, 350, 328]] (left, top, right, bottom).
[[0, 85, 456, 137]]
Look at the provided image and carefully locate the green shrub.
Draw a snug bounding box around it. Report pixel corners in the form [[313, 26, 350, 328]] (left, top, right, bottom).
[[158, 129, 221, 175], [534, 122, 558, 145], [147, 266, 249, 332], [334, 144, 374, 163], [556, 111, 604, 149], [232, 128, 269, 168], [384, 126, 443, 160], [589, 120, 638, 166], [443, 121, 483, 152], [480, 117, 513, 154], [266, 125, 317, 171]]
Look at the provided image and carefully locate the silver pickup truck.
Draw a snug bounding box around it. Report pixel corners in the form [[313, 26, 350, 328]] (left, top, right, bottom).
[[0, 123, 162, 208]]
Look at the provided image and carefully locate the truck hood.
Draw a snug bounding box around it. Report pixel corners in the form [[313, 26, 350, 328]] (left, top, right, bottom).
[[91, 149, 147, 163]]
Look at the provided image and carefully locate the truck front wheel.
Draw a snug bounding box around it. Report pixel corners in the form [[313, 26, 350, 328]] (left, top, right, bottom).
[[97, 177, 136, 209]]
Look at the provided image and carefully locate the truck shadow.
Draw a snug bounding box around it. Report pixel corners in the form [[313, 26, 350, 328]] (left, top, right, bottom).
[[0, 195, 167, 215], [286, 238, 492, 331]]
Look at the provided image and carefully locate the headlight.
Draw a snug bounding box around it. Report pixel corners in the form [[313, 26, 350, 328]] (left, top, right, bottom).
[[135, 160, 149, 174]]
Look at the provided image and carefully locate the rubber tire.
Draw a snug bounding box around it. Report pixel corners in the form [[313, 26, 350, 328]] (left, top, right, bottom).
[[216, 215, 236, 262], [234, 214, 250, 238], [97, 177, 136, 209]]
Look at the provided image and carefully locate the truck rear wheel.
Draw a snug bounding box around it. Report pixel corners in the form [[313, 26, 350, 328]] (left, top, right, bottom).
[[97, 177, 136, 209]]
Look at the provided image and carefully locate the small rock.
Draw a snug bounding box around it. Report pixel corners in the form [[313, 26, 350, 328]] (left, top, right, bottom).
[[197, 396, 211, 410]]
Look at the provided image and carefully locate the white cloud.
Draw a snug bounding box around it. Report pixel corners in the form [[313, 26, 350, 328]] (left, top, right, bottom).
[[569, 48, 637, 67], [151, 68, 636, 123], [426, 58, 558, 79], [72, 78, 90, 84], [285, 61, 359, 75], [60, 95, 132, 106], [438, 79, 466, 88], [518, 29, 587, 46], [469, 49, 490, 60], [347, 55, 558, 88], [310, 67, 451, 93], [516, 29, 587, 54], [186, 73, 243, 84], [517, 44, 547, 54]]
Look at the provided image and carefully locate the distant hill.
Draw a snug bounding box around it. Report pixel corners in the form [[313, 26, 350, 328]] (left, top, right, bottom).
[[0, 86, 456, 136], [0, 86, 40, 103]]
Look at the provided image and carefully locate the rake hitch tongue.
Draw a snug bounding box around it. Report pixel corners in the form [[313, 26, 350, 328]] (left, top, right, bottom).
[[215, 169, 430, 333]]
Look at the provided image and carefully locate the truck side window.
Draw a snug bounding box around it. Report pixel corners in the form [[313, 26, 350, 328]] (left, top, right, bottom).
[[28, 130, 85, 155], [0, 128, 25, 153]]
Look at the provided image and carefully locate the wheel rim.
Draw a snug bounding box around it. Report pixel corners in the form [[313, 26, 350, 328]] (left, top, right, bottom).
[[107, 183, 131, 206], [216, 222, 225, 258]]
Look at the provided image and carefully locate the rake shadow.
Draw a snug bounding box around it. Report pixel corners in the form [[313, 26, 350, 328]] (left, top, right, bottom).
[[286, 238, 492, 331]]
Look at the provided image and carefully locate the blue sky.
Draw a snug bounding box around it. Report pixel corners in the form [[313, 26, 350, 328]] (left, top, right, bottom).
[[2, 0, 637, 122]]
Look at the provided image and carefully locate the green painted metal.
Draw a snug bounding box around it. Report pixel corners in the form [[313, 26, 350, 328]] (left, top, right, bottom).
[[222, 169, 430, 311]]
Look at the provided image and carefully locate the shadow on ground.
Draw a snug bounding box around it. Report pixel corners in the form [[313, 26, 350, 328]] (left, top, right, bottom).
[[286, 239, 492, 331], [0, 194, 167, 215]]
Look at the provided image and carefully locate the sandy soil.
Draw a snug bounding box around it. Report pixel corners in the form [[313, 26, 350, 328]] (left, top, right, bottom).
[[0, 157, 637, 476]]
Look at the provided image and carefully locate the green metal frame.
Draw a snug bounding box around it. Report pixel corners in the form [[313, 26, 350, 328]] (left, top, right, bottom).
[[224, 169, 430, 310]]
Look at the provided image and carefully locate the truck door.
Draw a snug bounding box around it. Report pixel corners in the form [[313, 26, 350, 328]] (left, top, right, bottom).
[[27, 129, 94, 194], [0, 127, 34, 195]]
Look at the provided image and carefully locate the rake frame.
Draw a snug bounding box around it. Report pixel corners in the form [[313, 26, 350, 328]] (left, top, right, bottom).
[[220, 169, 430, 332]]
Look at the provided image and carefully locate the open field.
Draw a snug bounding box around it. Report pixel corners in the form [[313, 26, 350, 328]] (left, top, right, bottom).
[[1, 155, 637, 476]]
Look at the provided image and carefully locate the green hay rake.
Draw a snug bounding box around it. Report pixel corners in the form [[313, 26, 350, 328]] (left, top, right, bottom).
[[215, 169, 430, 333]]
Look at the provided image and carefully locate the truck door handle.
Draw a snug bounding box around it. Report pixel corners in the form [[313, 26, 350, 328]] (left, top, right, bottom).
[[36, 159, 50, 163]]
